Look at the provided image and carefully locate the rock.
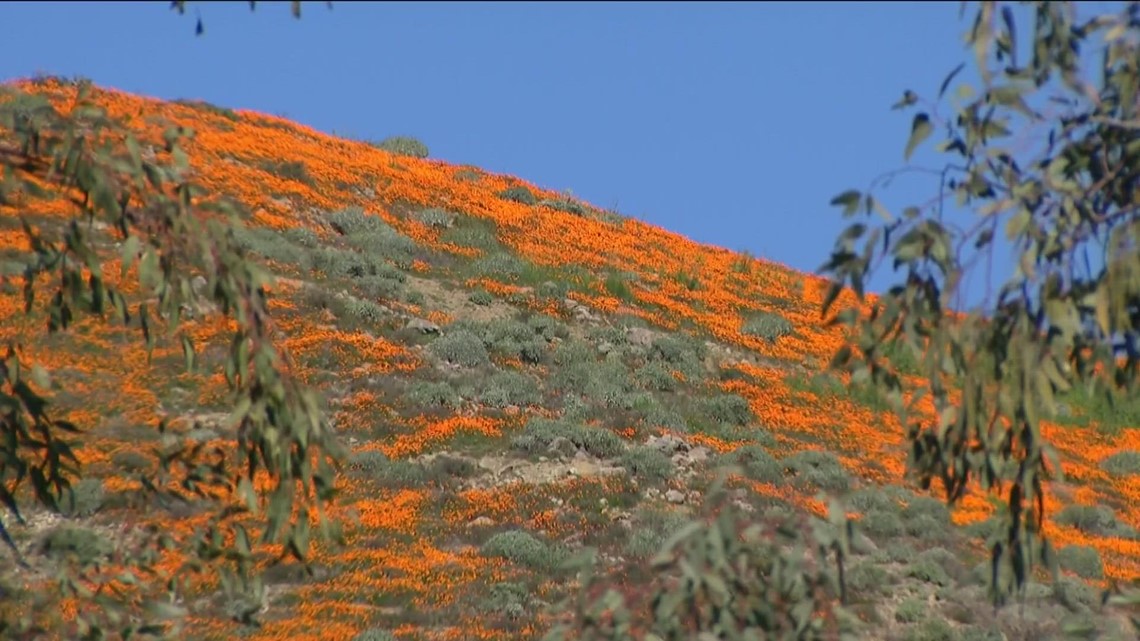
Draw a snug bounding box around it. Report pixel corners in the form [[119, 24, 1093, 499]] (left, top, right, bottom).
[[406, 317, 440, 334], [665, 489, 686, 504], [547, 436, 579, 459], [647, 434, 689, 455], [688, 447, 710, 463], [562, 298, 580, 311], [597, 341, 614, 355], [467, 516, 495, 528], [626, 327, 657, 348], [190, 275, 208, 296]]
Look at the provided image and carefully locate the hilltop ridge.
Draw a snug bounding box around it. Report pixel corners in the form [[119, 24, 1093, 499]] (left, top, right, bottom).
[[2, 77, 1139, 641]]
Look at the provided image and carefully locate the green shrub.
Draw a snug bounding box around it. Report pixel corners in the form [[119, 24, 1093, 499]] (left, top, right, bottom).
[[1054, 504, 1138, 538], [526, 314, 566, 342], [583, 362, 640, 410], [553, 340, 595, 367], [619, 446, 675, 482], [498, 185, 537, 205], [903, 496, 951, 523], [637, 360, 680, 392], [328, 207, 390, 236], [700, 393, 754, 426], [283, 226, 320, 248], [603, 272, 634, 301], [111, 450, 151, 473], [347, 450, 390, 474], [480, 581, 531, 618], [1100, 450, 1140, 477], [905, 552, 953, 586], [624, 509, 690, 558], [539, 196, 588, 216], [60, 478, 105, 518], [481, 530, 565, 570], [430, 330, 491, 367], [741, 312, 795, 343], [718, 444, 784, 484], [847, 486, 907, 514], [373, 135, 429, 158], [414, 207, 456, 229], [40, 526, 113, 565], [782, 450, 850, 492], [894, 597, 926, 623], [905, 618, 958, 641], [510, 418, 626, 459], [259, 159, 311, 184], [233, 225, 313, 269], [474, 252, 527, 280], [407, 381, 462, 410], [1057, 544, 1104, 580], [469, 289, 494, 306], [440, 221, 501, 251], [479, 371, 541, 408], [859, 509, 905, 539], [342, 296, 387, 325], [845, 561, 889, 594]]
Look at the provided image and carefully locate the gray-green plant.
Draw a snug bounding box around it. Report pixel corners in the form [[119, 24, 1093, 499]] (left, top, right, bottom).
[[819, 0, 1140, 618]]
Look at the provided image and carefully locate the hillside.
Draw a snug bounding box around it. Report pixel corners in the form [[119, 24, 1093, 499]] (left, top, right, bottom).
[[1, 77, 1139, 641]]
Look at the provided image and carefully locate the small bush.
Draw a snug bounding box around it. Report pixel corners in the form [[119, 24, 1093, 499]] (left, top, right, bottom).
[[373, 135, 429, 159], [347, 450, 389, 473], [479, 371, 541, 408], [905, 618, 957, 641], [858, 510, 904, 539], [510, 418, 626, 459], [619, 446, 675, 482], [481, 530, 565, 570], [498, 185, 537, 205], [40, 526, 113, 565], [469, 289, 494, 306], [430, 330, 491, 367], [624, 509, 690, 558], [719, 444, 784, 484], [636, 360, 680, 392], [845, 561, 889, 594], [259, 159, 312, 184], [904, 555, 953, 587], [700, 393, 754, 426], [1057, 544, 1104, 580], [894, 597, 926, 623], [782, 450, 850, 492], [474, 252, 527, 280], [414, 207, 456, 229], [441, 222, 500, 251], [328, 206, 393, 236], [60, 478, 105, 518], [741, 312, 795, 343], [1055, 504, 1138, 538], [111, 450, 151, 473], [283, 226, 320, 248], [342, 296, 388, 325], [407, 381, 462, 410], [233, 226, 313, 269], [1100, 450, 1140, 477]]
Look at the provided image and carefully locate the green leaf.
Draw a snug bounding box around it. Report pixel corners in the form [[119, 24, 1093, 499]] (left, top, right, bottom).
[[120, 235, 140, 279], [939, 63, 966, 99], [891, 90, 919, 110], [830, 190, 862, 217], [905, 113, 934, 161]]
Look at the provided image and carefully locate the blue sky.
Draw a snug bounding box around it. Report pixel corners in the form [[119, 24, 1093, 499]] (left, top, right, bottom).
[[0, 1, 1107, 307]]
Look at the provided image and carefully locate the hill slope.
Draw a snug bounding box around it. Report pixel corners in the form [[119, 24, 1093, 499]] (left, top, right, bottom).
[[2, 77, 1139, 641]]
